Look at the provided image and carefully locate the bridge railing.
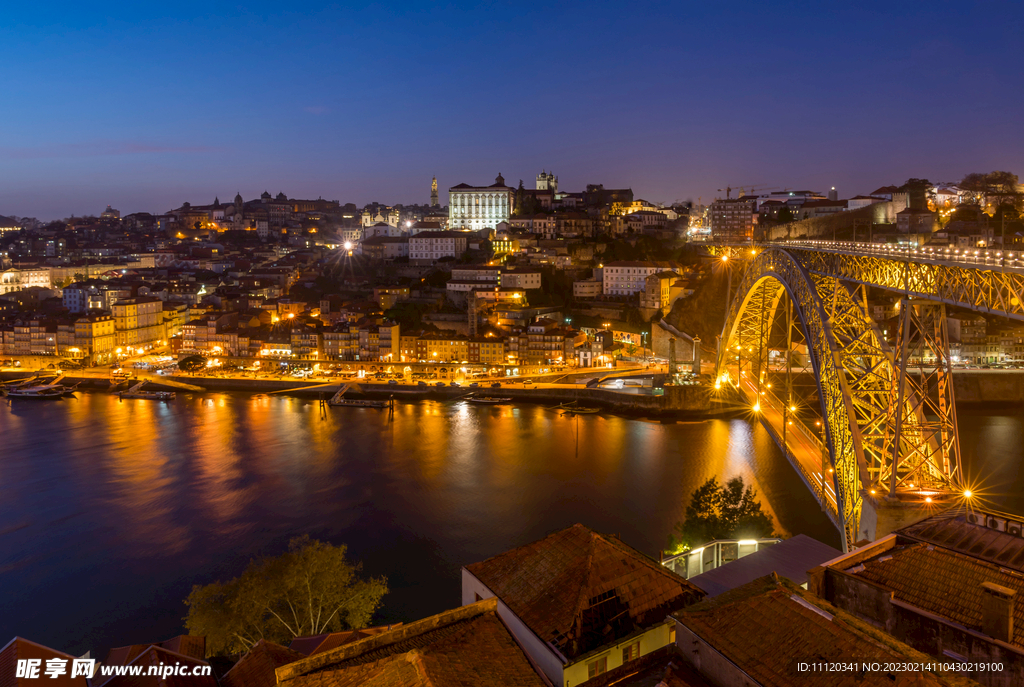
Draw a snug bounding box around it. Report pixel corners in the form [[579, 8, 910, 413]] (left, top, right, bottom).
[[784, 239, 1024, 270], [744, 383, 841, 528], [757, 393, 842, 529]]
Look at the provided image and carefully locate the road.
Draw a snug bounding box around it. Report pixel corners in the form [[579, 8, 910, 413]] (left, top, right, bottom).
[[735, 372, 839, 518]]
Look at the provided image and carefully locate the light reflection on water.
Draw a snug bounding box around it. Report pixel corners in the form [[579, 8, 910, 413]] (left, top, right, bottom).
[[2, 393, 1019, 656]]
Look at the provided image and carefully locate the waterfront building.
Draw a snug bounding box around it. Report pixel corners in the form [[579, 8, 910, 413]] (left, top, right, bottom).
[[321, 325, 356, 361], [448, 174, 515, 231], [72, 314, 116, 364], [462, 524, 704, 685], [111, 296, 164, 349], [415, 333, 469, 362], [467, 336, 506, 365]]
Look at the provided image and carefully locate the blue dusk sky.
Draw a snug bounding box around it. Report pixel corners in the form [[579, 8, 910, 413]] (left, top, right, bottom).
[[1, 1, 1022, 220]]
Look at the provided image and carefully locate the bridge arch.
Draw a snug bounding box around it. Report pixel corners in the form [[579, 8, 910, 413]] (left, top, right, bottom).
[[714, 246, 966, 550]]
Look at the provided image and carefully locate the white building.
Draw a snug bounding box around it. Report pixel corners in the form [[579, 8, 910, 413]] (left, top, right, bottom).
[[602, 261, 680, 296], [409, 231, 469, 264], [449, 173, 515, 231], [0, 267, 51, 295]]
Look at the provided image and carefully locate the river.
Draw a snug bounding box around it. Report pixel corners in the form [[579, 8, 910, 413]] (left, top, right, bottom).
[[0, 393, 1020, 656]]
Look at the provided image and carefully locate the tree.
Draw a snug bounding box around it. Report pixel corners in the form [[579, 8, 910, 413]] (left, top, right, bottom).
[[178, 355, 207, 374], [777, 206, 794, 223], [960, 171, 1022, 209], [668, 476, 776, 553], [185, 536, 388, 656]]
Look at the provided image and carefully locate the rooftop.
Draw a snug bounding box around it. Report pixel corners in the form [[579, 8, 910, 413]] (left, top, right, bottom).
[[672, 574, 976, 687], [839, 540, 1024, 649], [687, 535, 841, 598], [276, 599, 546, 687], [898, 506, 1024, 573], [220, 640, 304, 687], [465, 523, 704, 659]]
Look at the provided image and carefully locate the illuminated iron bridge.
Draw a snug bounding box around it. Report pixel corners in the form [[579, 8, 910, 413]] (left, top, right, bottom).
[[713, 241, 1019, 550]]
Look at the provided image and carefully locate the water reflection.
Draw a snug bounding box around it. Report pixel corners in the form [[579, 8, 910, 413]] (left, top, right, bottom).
[[1, 394, 1018, 658]]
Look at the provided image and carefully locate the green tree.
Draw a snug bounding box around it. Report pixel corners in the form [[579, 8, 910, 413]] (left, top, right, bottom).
[[668, 476, 776, 553], [777, 206, 794, 223], [185, 536, 388, 656], [960, 171, 1022, 209]]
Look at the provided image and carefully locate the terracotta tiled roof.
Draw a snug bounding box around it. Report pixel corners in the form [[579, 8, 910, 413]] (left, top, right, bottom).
[[288, 626, 401, 656], [0, 637, 88, 687], [846, 541, 1024, 648], [100, 635, 206, 681], [465, 524, 704, 659], [277, 599, 546, 686], [220, 640, 305, 687], [672, 574, 974, 687], [101, 646, 217, 687], [898, 508, 1024, 573]]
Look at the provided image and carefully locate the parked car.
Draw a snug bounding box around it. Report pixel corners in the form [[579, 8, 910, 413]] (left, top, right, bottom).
[[469, 382, 480, 388], [491, 382, 502, 388], [435, 381, 446, 387], [388, 379, 398, 385], [450, 381, 460, 387], [417, 381, 427, 386], [522, 379, 535, 385]]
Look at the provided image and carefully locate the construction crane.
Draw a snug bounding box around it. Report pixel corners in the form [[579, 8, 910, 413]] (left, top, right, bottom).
[[716, 184, 778, 199]]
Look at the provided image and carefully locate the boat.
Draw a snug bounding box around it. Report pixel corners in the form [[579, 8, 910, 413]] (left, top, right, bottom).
[[467, 396, 512, 405], [329, 398, 390, 408], [559, 401, 601, 414], [118, 381, 176, 401], [327, 384, 390, 409], [5, 384, 67, 399]]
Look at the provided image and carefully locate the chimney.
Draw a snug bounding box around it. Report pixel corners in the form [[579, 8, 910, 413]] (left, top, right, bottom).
[[980, 581, 1015, 643], [692, 336, 702, 375]]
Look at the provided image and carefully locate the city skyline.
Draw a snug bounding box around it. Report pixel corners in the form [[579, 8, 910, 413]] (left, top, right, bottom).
[[3, 1, 1023, 219]]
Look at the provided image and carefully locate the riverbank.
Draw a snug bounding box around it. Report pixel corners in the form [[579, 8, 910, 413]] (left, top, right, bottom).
[[1, 368, 724, 418]]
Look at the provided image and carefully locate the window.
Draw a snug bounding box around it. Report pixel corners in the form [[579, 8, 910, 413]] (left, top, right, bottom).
[[587, 656, 607, 679], [622, 642, 640, 663]]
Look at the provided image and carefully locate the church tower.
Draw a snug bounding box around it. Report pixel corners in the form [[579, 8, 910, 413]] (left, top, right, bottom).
[[431, 176, 439, 207]]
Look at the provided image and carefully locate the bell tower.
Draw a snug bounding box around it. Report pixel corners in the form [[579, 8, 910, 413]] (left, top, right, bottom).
[[431, 176, 439, 207]]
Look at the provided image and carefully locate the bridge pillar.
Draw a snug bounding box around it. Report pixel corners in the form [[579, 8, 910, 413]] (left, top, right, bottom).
[[858, 492, 937, 543]]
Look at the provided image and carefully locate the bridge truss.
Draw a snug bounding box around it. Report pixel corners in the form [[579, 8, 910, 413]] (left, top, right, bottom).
[[717, 248, 963, 550], [786, 247, 1024, 322]]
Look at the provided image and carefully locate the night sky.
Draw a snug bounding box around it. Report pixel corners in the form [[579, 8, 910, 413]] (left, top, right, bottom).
[[2, 1, 1022, 220]]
